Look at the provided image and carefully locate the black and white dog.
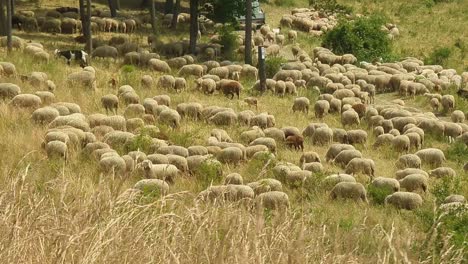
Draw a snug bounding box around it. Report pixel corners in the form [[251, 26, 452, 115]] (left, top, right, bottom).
[[54, 49, 88, 66]]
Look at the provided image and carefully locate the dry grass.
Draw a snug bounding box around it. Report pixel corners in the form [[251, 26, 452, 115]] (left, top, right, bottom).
[[0, 0, 467, 263]]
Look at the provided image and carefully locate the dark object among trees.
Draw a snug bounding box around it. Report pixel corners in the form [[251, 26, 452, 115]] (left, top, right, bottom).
[[164, 0, 173, 14], [244, 0, 252, 64], [189, 0, 198, 54], [0, 0, 6, 36], [6, 0, 12, 52], [108, 0, 117, 17], [150, 0, 157, 35], [85, 0, 92, 55], [171, 0, 180, 29]]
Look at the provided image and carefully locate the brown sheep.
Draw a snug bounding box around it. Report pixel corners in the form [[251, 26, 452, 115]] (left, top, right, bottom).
[[220, 80, 242, 99], [352, 103, 366, 119], [285, 135, 304, 151]]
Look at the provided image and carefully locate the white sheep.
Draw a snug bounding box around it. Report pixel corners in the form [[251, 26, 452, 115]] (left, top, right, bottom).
[[371, 177, 400, 192], [325, 144, 355, 162], [10, 94, 42, 109], [330, 182, 368, 203], [396, 154, 421, 169], [292, 97, 310, 114], [46, 140, 68, 160], [415, 148, 446, 168], [385, 192, 423, 210], [224, 173, 243, 185], [345, 158, 376, 179], [333, 149, 362, 168], [428, 167, 456, 179], [255, 191, 290, 211], [341, 109, 360, 127], [399, 174, 428, 193], [141, 159, 179, 184], [451, 110, 465, 123], [134, 179, 169, 196]]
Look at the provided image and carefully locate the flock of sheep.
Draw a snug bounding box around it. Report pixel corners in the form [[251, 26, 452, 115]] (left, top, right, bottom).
[[1, 5, 467, 214]]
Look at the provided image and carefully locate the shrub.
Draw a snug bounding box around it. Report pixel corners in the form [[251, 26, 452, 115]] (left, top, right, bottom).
[[367, 185, 394, 205], [431, 176, 462, 205], [424, 47, 452, 67], [218, 24, 239, 60], [194, 159, 223, 190], [322, 15, 393, 62], [446, 142, 468, 164], [309, 0, 353, 14], [265, 56, 287, 78], [273, 0, 295, 7]]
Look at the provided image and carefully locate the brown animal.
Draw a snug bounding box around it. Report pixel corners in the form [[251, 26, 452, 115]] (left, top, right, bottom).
[[352, 103, 366, 119], [108, 78, 118, 89], [285, 135, 304, 151], [221, 80, 242, 99], [244, 97, 258, 109], [458, 89, 468, 100]]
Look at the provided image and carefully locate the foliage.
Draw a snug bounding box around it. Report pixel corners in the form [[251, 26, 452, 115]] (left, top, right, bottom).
[[125, 132, 153, 154], [322, 15, 393, 62], [265, 56, 287, 78], [431, 176, 462, 205], [309, 0, 353, 14], [424, 47, 452, 67], [218, 24, 239, 60], [367, 185, 394, 205], [272, 0, 296, 7], [446, 142, 468, 164], [202, 0, 246, 23], [194, 159, 223, 189]]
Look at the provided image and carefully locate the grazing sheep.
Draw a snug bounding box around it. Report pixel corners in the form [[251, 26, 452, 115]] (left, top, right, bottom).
[[211, 129, 233, 143], [451, 110, 465, 123], [441, 95, 455, 112], [443, 195, 466, 204], [345, 158, 376, 179], [248, 179, 283, 195], [134, 179, 169, 196], [346, 130, 368, 145], [209, 111, 238, 126], [430, 98, 440, 112], [46, 140, 68, 159], [141, 160, 179, 184], [157, 75, 176, 90], [311, 126, 333, 146], [385, 192, 423, 210], [428, 167, 456, 179], [330, 182, 368, 203], [101, 94, 119, 114], [333, 149, 362, 168], [275, 80, 286, 97], [302, 162, 323, 173], [396, 154, 421, 169], [288, 30, 297, 43], [99, 155, 127, 175], [415, 148, 446, 168], [153, 95, 171, 107], [92, 45, 118, 59], [250, 137, 277, 153], [255, 191, 290, 211], [141, 75, 154, 89], [314, 100, 330, 118], [148, 59, 171, 73], [178, 64, 204, 78], [158, 109, 181, 128], [32, 106, 60, 124], [325, 144, 355, 162], [0, 83, 21, 100], [292, 97, 309, 114], [392, 135, 411, 153], [240, 127, 264, 144], [285, 135, 304, 151], [10, 94, 42, 109], [299, 151, 321, 166], [371, 177, 400, 192], [399, 174, 428, 192], [224, 173, 243, 185], [395, 168, 428, 180], [217, 147, 244, 164], [219, 80, 242, 99], [341, 110, 360, 127]]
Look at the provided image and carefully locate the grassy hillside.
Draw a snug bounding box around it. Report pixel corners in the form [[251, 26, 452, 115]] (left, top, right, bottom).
[[0, 0, 467, 263]]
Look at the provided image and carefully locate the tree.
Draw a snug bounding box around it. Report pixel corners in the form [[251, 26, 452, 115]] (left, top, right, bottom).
[[164, 0, 173, 14], [108, 0, 117, 17], [85, 0, 92, 55], [204, 0, 245, 23], [149, 0, 157, 35], [244, 0, 252, 65], [79, 0, 87, 37], [5, 0, 12, 52], [189, 0, 199, 54], [0, 0, 6, 36], [171, 0, 180, 29]]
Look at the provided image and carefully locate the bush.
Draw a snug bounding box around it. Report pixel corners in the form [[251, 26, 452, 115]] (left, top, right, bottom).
[[431, 176, 462, 205], [322, 15, 393, 62], [424, 47, 452, 67], [446, 142, 468, 164], [273, 0, 295, 7], [309, 0, 353, 14], [219, 24, 239, 60], [265, 56, 287, 78], [194, 159, 223, 190], [367, 185, 394, 205]]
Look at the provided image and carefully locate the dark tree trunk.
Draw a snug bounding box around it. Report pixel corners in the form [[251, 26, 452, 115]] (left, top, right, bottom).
[[79, 0, 87, 38], [10, 0, 14, 15], [244, 0, 253, 65], [85, 0, 92, 55], [171, 0, 180, 30], [108, 0, 117, 17], [6, 0, 12, 52], [189, 0, 198, 54], [164, 0, 173, 14], [0, 0, 6, 36], [150, 0, 157, 35]]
